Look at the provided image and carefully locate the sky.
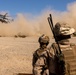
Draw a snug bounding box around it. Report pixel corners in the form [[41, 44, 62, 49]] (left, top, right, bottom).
[[0, 0, 75, 15], [0, 0, 76, 37]]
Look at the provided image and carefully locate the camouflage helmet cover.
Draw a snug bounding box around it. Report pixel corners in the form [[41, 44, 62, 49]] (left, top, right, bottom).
[[54, 22, 75, 36], [38, 34, 50, 43]]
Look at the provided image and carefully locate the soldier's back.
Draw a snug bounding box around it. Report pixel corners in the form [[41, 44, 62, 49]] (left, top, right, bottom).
[[61, 44, 76, 75]]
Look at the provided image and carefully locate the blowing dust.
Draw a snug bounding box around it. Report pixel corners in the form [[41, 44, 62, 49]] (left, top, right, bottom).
[[0, 2, 76, 37]]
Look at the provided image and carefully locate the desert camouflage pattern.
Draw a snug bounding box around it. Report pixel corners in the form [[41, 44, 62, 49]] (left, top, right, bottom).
[[38, 34, 49, 44], [54, 22, 75, 36], [48, 40, 76, 75], [32, 48, 49, 75]]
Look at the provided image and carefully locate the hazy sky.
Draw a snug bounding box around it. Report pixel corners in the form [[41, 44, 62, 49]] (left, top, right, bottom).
[[0, 0, 75, 15], [0, 0, 76, 37]]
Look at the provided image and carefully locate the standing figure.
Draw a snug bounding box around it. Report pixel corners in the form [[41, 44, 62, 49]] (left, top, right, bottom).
[[32, 34, 50, 75], [48, 22, 75, 75]]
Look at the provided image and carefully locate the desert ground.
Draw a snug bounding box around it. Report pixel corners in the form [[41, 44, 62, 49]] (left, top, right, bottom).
[[0, 36, 76, 75]]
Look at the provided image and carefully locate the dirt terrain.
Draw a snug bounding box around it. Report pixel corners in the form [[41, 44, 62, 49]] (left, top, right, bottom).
[[0, 37, 76, 75]]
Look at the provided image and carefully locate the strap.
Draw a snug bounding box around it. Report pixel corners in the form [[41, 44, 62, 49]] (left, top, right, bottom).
[[51, 43, 59, 56]]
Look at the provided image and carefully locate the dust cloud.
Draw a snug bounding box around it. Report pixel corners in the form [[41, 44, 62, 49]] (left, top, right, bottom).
[[0, 1, 76, 37]]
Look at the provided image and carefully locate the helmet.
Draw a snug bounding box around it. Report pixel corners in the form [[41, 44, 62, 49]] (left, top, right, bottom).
[[38, 34, 49, 44], [54, 22, 75, 36]]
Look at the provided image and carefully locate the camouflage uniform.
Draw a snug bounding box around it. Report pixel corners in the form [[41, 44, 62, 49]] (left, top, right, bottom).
[[48, 43, 70, 75], [32, 34, 50, 75], [32, 48, 49, 75], [48, 22, 75, 75]]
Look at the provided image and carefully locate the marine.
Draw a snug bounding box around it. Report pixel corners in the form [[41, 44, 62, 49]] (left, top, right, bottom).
[[48, 22, 76, 75], [32, 34, 50, 75]]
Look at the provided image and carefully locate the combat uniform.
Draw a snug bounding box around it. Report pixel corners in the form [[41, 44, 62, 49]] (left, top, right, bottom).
[[32, 47, 49, 75], [48, 22, 75, 75], [48, 42, 71, 75], [32, 34, 50, 75]]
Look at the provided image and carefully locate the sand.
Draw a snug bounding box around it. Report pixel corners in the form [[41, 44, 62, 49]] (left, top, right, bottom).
[[0, 37, 75, 75]]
